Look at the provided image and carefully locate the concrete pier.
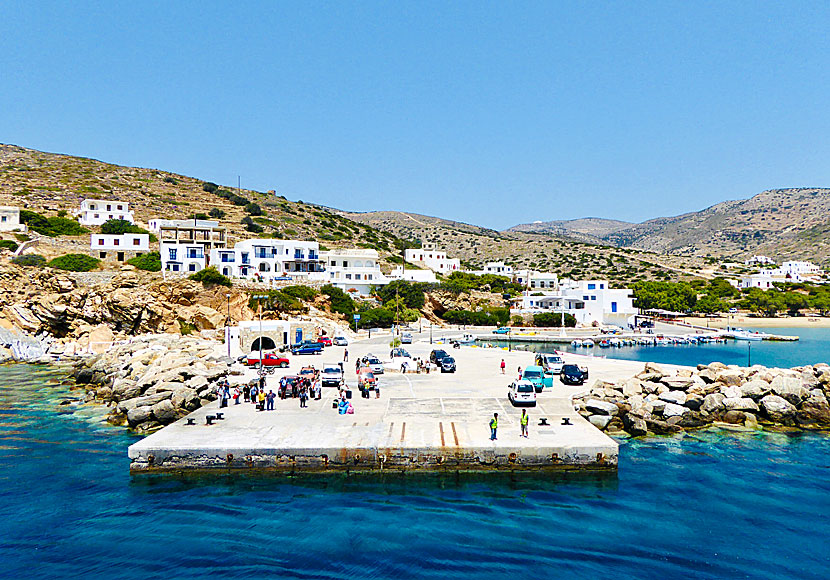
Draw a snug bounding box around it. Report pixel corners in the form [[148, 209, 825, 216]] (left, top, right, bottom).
[[128, 331, 631, 474]]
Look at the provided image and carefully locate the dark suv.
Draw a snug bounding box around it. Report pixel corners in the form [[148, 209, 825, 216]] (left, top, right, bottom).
[[429, 349, 449, 365], [439, 356, 456, 373], [560, 364, 589, 385]]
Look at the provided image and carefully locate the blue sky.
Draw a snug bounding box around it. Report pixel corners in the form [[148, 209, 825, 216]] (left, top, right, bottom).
[[2, 2, 830, 229]]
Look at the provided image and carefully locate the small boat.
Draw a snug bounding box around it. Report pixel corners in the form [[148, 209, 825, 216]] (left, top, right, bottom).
[[733, 331, 764, 342], [570, 340, 581, 347], [582, 339, 595, 348], [599, 339, 611, 348], [458, 333, 476, 344]]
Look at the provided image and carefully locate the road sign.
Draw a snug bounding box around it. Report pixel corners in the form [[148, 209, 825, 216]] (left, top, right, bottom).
[[354, 314, 360, 320]]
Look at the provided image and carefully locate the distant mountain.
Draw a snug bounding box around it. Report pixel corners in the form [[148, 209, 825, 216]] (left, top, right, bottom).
[[509, 189, 830, 265], [507, 217, 633, 242]]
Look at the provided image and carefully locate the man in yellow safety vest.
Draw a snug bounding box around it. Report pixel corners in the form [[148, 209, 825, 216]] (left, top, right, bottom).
[[520, 409, 529, 438], [489, 413, 498, 440]]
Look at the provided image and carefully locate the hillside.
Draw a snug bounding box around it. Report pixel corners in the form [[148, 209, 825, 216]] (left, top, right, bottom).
[[341, 210, 708, 284], [0, 144, 411, 266], [510, 188, 830, 266], [507, 217, 633, 242]]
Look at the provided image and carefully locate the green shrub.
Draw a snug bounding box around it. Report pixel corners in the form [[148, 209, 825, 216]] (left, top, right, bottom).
[[208, 208, 225, 219], [244, 203, 262, 216], [189, 266, 232, 287], [202, 182, 219, 193], [190, 213, 209, 220], [12, 254, 46, 267], [245, 222, 264, 233], [20, 210, 88, 237], [357, 307, 395, 328], [13, 233, 30, 242], [321, 284, 355, 316], [280, 285, 319, 301], [441, 308, 509, 327], [178, 319, 197, 335], [163, 176, 178, 185], [375, 280, 427, 309], [0, 240, 19, 252], [101, 219, 141, 235], [532, 312, 577, 328], [126, 251, 161, 272], [47, 254, 101, 272], [249, 289, 306, 313]]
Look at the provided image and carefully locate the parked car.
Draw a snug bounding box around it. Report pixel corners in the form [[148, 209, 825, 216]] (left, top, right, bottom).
[[246, 352, 289, 367], [362, 355, 385, 374], [333, 336, 349, 346], [508, 380, 537, 406], [278, 375, 302, 399], [290, 341, 323, 355], [534, 353, 565, 374], [560, 364, 589, 385], [400, 332, 413, 344], [429, 349, 450, 365], [522, 365, 554, 392], [439, 355, 456, 373], [321, 365, 344, 388], [299, 365, 319, 382], [492, 327, 510, 334], [390, 347, 411, 359], [317, 336, 332, 347], [357, 367, 377, 390]]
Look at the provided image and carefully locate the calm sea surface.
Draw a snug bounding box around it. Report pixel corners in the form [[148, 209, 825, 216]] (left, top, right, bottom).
[[2, 364, 830, 579], [491, 327, 830, 368]]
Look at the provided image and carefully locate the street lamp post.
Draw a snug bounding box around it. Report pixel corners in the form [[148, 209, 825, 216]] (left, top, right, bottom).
[[508, 327, 512, 352], [252, 294, 269, 373], [226, 293, 231, 358], [429, 322, 433, 344]]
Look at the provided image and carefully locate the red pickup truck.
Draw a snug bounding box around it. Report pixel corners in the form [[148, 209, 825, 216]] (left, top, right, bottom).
[[247, 353, 289, 367]]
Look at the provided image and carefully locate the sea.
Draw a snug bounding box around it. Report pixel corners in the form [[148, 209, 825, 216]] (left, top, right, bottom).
[[2, 337, 830, 579], [490, 327, 830, 369]]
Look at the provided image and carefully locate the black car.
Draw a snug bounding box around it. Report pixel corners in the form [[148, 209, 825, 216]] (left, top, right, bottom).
[[439, 356, 456, 373], [560, 364, 589, 385], [430, 349, 449, 365]]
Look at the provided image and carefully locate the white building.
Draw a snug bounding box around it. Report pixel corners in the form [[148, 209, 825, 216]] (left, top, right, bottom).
[[316, 248, 388, 295], [160, 220, 226, 274], [466, 261, 514, 277], [210, 239, 322, 281], [91, 233, 150, 262], [0, 207, 26, 232], [76, 199, 134, 226], [745, 255, 774, 266], [404, 245, 460, 274], [780, 261, 821, 277], [388, 266, 438, 284], [148, 217, 220, 233], [738, 274, 776, 290], [515, 269, 559, 290], [514, 279, 636, 326]]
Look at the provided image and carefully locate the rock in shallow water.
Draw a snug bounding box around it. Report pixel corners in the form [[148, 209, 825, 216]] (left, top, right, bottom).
[[760, 394, 797, 423]]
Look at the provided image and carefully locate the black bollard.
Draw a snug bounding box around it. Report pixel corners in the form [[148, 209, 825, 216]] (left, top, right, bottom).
[[215, 412, 224, 420], [205, 415, 215, 425], [186, 418, 196, 426], [561, 417, 572, 426], [538, 418, 549, 426]]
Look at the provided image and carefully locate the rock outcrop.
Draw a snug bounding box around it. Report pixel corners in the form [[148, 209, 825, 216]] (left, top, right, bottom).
[[574, 362, 830, 436]]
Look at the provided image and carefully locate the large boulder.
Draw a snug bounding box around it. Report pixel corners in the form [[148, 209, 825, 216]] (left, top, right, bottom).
[[770, 376, 808, 405], [658, 391, 686, 405], [740, 379, 770, 399], [588, 415, 612, 430], [151, 399, 177, 423], [722, 397, 760, 412], [697, 368, 719, 384], [684, 395, 704, 411], [796, 393, 830, 428], [644, 362, 666, 377], [622, 412, 648, 436], [127, 405, 152, 427], [661, 377, 695, 391], [701, 393, 726, 413], [759, 394, 797, 423], [662, 403, 688, 418], [585, 399, 618, 416], [716, 369, 744, 387], [620, 378, 643, 396]]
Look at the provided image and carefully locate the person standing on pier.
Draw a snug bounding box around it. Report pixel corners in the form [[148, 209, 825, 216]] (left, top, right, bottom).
[[517, 366, 522, 380], [266, 390, 275, 411], [520, 409, 529, 438], [344, 348, 349, 362], [500, 359, 506, 374], [490, 413, 499, 440]]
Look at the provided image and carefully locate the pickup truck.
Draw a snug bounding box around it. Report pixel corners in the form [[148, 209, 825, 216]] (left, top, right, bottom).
[[290, 341, 323, 355], [247, 352, 289, 367], [492, 327, 510, 334]]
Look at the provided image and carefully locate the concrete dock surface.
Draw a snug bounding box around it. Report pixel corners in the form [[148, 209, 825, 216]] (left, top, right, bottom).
[[128, 330, 665, 474]]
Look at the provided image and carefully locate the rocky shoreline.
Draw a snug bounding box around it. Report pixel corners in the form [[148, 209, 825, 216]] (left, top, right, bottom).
[[575, 361, 830, 436], [71, 334, 230, 433]]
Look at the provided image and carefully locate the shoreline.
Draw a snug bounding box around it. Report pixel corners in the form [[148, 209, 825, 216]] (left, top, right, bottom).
[[681, 316, 830, 329]]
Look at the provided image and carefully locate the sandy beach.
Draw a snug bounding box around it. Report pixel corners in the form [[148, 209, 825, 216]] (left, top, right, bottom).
[[681, 316, 830, 329]]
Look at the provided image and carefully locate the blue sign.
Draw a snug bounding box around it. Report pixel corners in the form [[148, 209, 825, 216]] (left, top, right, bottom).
[[353, 314, 361, 320]]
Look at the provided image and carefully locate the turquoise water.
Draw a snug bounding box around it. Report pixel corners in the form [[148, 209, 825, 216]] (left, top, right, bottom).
[[491, 327, 830, 368], [2, 364, 830, 579]]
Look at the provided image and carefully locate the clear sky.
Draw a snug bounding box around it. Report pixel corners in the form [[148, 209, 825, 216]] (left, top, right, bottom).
[[2, 2, 830, 229]]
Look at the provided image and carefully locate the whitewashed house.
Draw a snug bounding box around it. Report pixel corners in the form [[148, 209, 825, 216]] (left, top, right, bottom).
[[404, 245, 460, 274], [515, 269, 559, 290], [315, 248, 388, 295], [744, 255, 774, 266], [0, 206, 26, 232], [514, 279, 636, 326], [160, 220, 226, 273], [388, 266, 438, 284], [466, 261, 514, 277], [91, 233, 149, 262], [76, 199, 134, 226], [738, 274, 776, 290], [210, 239, 322, 281]]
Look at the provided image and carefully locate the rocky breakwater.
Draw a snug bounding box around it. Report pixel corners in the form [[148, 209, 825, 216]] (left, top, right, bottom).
[[72, 334, 233, 433], [574, 361, 830, 436]]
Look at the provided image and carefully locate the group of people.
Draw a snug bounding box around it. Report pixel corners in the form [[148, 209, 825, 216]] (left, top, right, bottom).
[[489, 409, 530, 440]]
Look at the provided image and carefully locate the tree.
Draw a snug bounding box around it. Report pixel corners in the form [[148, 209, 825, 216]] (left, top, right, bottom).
[[707, 277, 739, 298], [47, 254, 100, 272], [532, 312, 577, 327], [244, 203, 262, 216], [632, 281, 697, 311], [208, 208, 226, 219], [694, 294, 728, 314], [782, 292, 809, 316], [321, 284, 355, 316], [101, 219, 140, 235], [189, 266, 232, 287], [202, 182, 219, 193], [376, 280, 426, 309]]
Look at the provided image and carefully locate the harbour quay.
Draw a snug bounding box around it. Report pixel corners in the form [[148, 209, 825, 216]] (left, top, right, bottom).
[[128, 332, 628, 474]]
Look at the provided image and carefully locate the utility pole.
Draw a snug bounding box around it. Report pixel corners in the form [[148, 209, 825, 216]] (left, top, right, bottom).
[[226, 293, 231, 358]]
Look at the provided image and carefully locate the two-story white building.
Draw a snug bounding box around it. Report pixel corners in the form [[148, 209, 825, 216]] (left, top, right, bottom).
[[744, 255, 775, 266], [466, 261, 514, 277], [160, 220, 226, 274], [404, 245, 460, 274], [315, 248, 388, 295], [514, 279, 636, 326], [515, 269, 559, 290], [0, 207, 26, 232], [91, 233, 150, 262], [210, 239, 322, 281], [387, 266, 438, 284], [76, 199, 134, 226]]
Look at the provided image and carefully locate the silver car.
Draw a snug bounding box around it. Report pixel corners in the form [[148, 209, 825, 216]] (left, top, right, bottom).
[[333, 336, 349, 346], [508, 380, 537, 407], [400, 332, 413, 344]]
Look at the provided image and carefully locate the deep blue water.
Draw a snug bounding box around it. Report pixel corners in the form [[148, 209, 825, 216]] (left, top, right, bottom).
[[491, 327, 830, 368], [2, 364, 830, 579]]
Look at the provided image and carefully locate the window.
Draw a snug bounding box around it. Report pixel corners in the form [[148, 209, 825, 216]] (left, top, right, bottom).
[[133, 239, 140, 246], [1, 216, 5, 223], [99, 252, 107, 258], [342, 261, 348, 267], [367, 275, 372, 280], [355, 274, 361, 280], [346, 274, 352, 280], [189, 264, 197, 272], [117, 205, 123, 210], [591, 296, 597, 301], [171, 264, 180, 272], [583, 296, 589, 301], [94, 213, 99, 219], [600, 284, 605, 289], [90, 204, 96, 210], [106, 205, 111, 211], [113, 239, 120, 246], [169, 249, 177, 261], [98, 239, 104, 246], [587, 283, 596, 290], [611, 301, 617, 313]]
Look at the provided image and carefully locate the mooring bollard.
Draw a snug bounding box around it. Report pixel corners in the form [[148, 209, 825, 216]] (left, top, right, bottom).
[[206, 415, 215, 425], [215, 412, 225, 420], [538, 418, 549, 426], [186, 418, 196, 426], [562, 417, 572, 426]]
